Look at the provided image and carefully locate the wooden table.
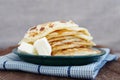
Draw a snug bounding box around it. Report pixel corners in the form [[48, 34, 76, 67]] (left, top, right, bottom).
[[0, 46, 120, 80]]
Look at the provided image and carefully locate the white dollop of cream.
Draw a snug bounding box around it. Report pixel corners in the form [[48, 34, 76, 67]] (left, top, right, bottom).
[[33, 37, 52, 56], [18, 42, 36, 55]]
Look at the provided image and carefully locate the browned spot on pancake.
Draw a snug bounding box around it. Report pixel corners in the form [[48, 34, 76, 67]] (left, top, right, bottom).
[[40, 27, 45, 31], [30, 26, 37, 31]]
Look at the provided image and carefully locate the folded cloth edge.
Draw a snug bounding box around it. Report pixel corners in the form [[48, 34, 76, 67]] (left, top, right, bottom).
[[92, 48, 117, 79]]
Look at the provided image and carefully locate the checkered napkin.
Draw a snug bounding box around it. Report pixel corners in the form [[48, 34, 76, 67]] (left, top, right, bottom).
[[0, 48, 117, 79]]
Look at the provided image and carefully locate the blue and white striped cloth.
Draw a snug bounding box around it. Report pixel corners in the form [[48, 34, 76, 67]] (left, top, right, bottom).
[[0, 48, 117, 79]]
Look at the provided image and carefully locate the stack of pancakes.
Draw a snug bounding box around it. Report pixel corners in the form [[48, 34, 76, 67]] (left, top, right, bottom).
[[19, 20, 100, 56]]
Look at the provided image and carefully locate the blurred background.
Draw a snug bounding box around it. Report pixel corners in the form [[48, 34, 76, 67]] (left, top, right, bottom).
[[0, 0, 120, 51]]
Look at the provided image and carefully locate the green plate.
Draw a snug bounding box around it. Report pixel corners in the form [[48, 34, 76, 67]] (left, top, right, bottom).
[[13, 48, 105, 66]]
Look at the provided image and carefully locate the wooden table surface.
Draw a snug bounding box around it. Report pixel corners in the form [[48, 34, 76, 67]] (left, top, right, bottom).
[[0, 46, 120, 80]]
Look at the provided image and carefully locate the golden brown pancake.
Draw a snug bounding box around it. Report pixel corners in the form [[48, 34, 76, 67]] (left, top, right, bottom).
[[50, 38, 94, 47], [46, 29, 93, 41], [52, 42, 94, 52], [19, 21, 91, 44], [52, 48, 101, 56]]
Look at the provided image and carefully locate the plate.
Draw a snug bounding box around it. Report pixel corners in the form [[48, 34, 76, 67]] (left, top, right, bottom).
[[12, 48, 105, 66]]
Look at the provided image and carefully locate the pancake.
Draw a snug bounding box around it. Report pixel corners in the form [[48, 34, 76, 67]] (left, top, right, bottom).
[[19, 20, 91, 44], [48, 36, 77, 42], [46, 29, 93, 41], [52, 42, 94, 52], [50, 38, 83, 46], [49, 38, 95, 47], [52, 48, 101, 56]]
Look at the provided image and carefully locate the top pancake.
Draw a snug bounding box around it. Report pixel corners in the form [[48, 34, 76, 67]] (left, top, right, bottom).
[[19, 20, 92, 44]]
